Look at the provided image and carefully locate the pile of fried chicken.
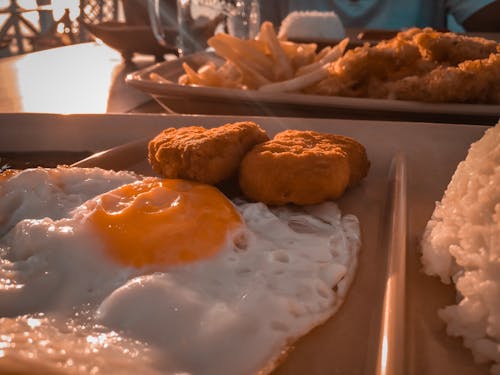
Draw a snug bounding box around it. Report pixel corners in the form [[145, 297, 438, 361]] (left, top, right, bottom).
[[308, 28, 500, 104], [177, 26, 500, 104]]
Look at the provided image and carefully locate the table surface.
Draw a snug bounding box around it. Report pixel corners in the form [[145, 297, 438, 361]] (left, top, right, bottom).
[[0, 42, 165, 168], [0, 42, 164, 114]]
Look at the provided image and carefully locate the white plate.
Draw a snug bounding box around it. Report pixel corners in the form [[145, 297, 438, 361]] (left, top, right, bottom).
[[0, 113, 493, 374], [126, 52, 500, 125]]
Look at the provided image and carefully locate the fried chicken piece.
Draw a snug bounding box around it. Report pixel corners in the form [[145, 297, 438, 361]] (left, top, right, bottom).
[[388, 53, 500, 103], [148, 121, 269, 184], [414, 28, 500, 65], [306, 31, 437, 97], [306, 27, 500, 103], [239, 130, 370, 205], [335, 41, 421, 81], [394, 27, 426, 41], [304, 74, 350, 97]]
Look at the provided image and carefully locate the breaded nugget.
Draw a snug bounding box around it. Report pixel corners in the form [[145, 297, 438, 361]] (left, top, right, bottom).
[[239, 130, 370, 205], [316, 133, 371, 186], [148, 121, 269, 184]]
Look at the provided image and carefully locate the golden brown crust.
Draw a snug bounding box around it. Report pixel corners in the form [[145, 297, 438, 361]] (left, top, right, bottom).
[[239, 130, 370, 205], [414, 28, 499, 65], [307, 27, 500, 104], [388, 52, 500, 103], [302, 132, 371, 186], [148, 121, 269, 184]]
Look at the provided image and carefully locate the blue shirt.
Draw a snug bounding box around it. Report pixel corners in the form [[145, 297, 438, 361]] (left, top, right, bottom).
[[261, 0, 496, 30]]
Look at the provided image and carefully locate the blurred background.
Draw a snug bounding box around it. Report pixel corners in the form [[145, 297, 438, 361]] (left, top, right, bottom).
[[0, 0, 123, 57]]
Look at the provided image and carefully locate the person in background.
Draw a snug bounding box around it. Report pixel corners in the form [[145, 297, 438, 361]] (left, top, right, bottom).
[[259, 0, 500, 32]]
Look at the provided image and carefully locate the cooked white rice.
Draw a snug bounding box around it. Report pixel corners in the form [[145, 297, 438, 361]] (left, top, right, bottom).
[[421, 123, 500, 373], [277, 11, 346, 40]]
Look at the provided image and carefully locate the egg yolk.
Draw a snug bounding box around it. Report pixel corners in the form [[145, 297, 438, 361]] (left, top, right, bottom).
[[0, 169, 18, 181], [87, 178, 242, 268]]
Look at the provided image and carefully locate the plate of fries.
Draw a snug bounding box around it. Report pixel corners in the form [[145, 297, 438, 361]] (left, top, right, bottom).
[[126, 22, 500, 125]]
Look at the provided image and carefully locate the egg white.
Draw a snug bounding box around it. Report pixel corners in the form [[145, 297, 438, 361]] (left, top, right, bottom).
[[0, 167, 361, 375], [0, 167, 139, 237]]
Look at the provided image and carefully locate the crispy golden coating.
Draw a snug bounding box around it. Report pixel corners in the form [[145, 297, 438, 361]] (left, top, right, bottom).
[[148, 121, 269, 184], [389, 53, 500, 103], [307, 28, 500, 104], [315, 133, 371, 186], [414, 28, 499, 65], [0, 169, 19, 181], [307, 30, 438, 98], [176, 26, 499, 105], [239, 130, 370, 205]]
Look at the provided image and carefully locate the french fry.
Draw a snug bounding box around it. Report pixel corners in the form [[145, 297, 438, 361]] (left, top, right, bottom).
[[182, 62, 203, 85], [208, 34, 273, 81], [208, 40, 270, 81], [280, 41, 317, 70], [210, 33, 272, 72], [178, 74, 189, 85], [208, 38, 272, 87], [150, 72, 172, 84], [315, 46, 332, 62], [258, 64, 330, 93], [196, 62, 224, 87], [178, 21, 346, 92], [236, 60, 272, 88], [295, 38, 349, 76], [209, 62, 244, 89], [181, 61, 245, 88], [258, 21, 294, 81], [217, 61, 244, 86]]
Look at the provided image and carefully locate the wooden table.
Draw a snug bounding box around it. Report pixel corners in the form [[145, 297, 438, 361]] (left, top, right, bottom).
[[0, 42, 164, 114]]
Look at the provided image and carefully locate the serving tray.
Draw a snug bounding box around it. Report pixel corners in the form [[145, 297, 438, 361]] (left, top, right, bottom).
[[126, 52, 500, 125], [0, 113, 492, 374]]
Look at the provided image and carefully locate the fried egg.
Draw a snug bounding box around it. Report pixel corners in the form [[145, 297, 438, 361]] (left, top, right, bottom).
[[0, 167, 139, 237], [0, 167, 361, 375]]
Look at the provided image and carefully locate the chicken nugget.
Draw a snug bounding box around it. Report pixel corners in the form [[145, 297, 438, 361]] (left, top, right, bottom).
[[309, 133, 371, 186], [239, 130, 370, 205], [148, 121, 269, 184]]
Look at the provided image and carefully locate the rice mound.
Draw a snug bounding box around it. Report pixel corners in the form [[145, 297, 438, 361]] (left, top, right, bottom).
[[421, 123, 500, 372], [277, 11, 346, 40]]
